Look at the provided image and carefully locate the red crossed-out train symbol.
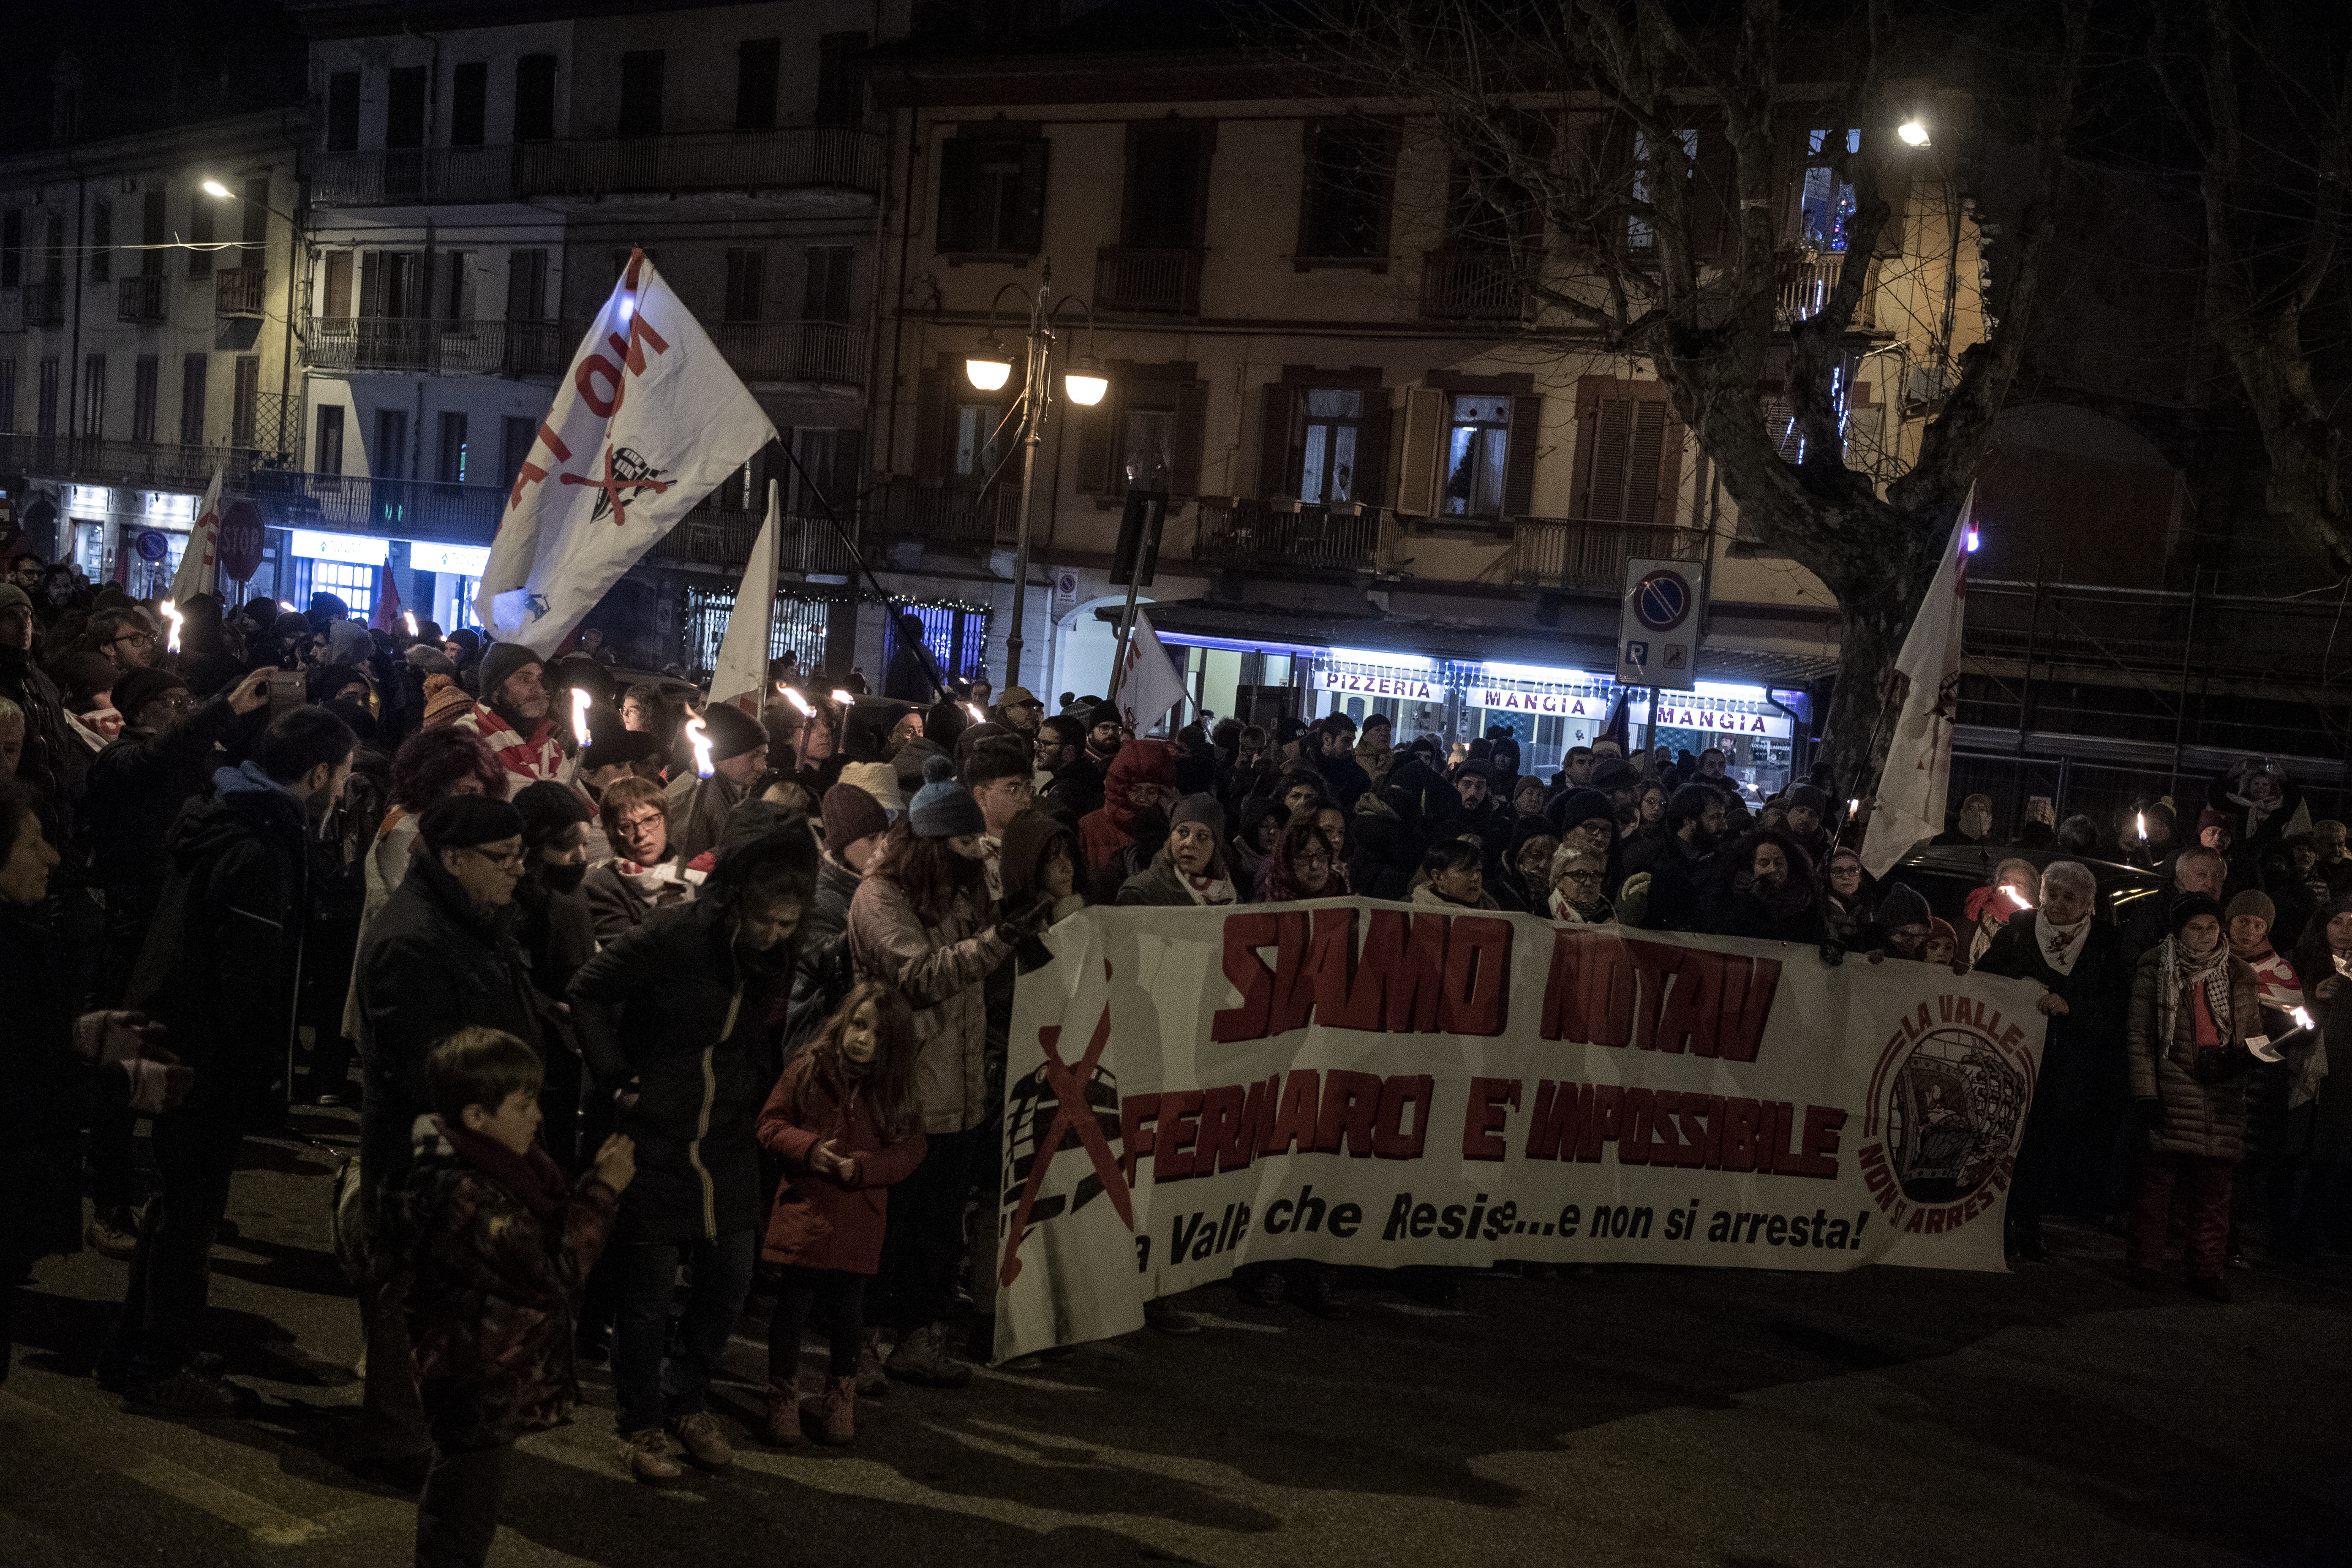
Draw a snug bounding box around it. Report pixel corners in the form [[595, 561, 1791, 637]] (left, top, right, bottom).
[[998, 979, 1133, 1287], [559, 444, 672, 527]]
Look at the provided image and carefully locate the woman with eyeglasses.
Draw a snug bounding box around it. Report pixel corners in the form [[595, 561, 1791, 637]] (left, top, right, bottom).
[[1549, 845, 1614, 924], [1258, 815, 1348, 903], [583, 775, 708, 946]]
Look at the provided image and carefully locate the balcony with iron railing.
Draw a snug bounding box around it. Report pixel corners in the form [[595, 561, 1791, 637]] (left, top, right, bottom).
[[312, 126, 887, 207], [1421, 250, 1526, 322], [1509, 515, 1707, 593], [1193, 498, 1379, 576], [866, 477, 1023, 548], [643, 502, 860, 574], [117, 275, 167, 324], [249, 470, 504, 546], [1776, 250, 1876, 330], [712, 320, 866, 387], [0, 433, 269, 488], [22, 280, 65, 328], [1094, 248, 1201, 316], [302, 316, 568, 378], [216, 267, 267, 319]]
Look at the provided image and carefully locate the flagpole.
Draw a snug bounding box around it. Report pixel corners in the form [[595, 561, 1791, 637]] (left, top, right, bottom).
[[1102, 504, 1160, 707], [768, 437, 954, 702]]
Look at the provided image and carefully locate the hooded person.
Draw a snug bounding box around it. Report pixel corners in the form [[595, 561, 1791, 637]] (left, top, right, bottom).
[[1078, 739, 1177, 904], [1229, 794, 1285, 889], [2123, 890, 2260, 1297], [570, 800, 820, 1478], [0, 583, 78, 840], [1001, 806, 1088, 937], [1118, 794, 1239, 906], [784, 780, 893, 1054], [666, 699, 769, 864], [1350, 757, 1440, 902], [1704, 827, 1827, 944], [848, 758, 1053, 1389], [1494, 816, 1561, 915], [106, 707, 359, 1418]]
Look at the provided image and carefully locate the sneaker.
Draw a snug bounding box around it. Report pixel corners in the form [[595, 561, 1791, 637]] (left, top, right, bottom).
[[855, 1327, 889, 1397], [616, 1427, 683, 1482], [816, 1375, 856, 1446], [1144, 1299, 1200, 1336], [86, 1212, 140, 1261], [124, 1366, 241, 1417], [884, 1322, 972, 1389], [2188, 1276, 2232, 1303], [668, 1409, 734, 1469]]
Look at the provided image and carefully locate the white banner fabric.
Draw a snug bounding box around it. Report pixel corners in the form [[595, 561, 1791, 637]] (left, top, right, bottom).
[[991, 902, 2048, 1363]]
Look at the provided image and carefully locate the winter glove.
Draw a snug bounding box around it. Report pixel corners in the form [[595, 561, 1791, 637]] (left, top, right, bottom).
[[1818, 941, 1845, 968], [73, 1010, 169, 1067], [994, 894, 1054, 946], [2133, 1097, 2164, 1131]]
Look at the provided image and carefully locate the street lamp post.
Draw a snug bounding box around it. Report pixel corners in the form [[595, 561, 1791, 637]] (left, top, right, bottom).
[[964, 269, 1105, 693], [203, 178, 302, 465]]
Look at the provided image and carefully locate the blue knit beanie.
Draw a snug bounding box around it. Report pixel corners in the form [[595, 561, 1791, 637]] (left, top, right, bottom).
[[908, 753, 985, 838]]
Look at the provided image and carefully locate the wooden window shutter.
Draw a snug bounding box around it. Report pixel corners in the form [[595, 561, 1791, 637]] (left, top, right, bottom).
[[1652, 405, 1685, 523], [358, 250, 384, 319], [831, 427, 863, 514], [1583, 397, 1631, 518], [1620, 401, 1667, 524], [934, 139, 976, 254], [323, 252, 352, 318], [1011, 140, 1050, 255], [1502, 394, 1542, 518], [1394, 387, 1444, 515], [913, 366, 946, 481], [1354, 387, 1391, 506], [1171, 381, 1209, 497], [1257, 383, 1297, 496], [1073, 398, 1116, 494]]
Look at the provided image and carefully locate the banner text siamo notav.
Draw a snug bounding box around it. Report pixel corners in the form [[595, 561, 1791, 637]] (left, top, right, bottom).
[[991, 902, 2050, 1363]]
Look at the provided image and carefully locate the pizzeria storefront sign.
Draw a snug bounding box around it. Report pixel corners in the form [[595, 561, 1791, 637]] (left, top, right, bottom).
[[1318, 667, 1444, 702]]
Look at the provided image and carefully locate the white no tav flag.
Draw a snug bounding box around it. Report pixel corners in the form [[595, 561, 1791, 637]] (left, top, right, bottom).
[[1116, 610, 1188, 735], [166, 466, 225, 604], [478, 250, 775, 653], [1862, 486, 1975, 877], [707, 479, 780, 711]]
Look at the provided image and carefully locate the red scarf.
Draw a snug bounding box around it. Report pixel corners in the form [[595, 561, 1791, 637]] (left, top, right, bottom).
[[436, 1116, 570, 1220]]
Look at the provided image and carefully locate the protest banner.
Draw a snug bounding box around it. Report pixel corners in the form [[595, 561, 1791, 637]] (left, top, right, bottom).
[[991, 902, 2050, 1363]]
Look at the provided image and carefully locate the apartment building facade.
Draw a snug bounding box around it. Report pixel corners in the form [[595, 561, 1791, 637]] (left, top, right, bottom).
[[284, 0, 897, 653], [0, 109, 307, 601], [855, 7, 1988, 780]]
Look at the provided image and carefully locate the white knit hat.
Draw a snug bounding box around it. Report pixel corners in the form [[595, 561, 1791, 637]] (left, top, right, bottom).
[[837, 760, 904, 813]]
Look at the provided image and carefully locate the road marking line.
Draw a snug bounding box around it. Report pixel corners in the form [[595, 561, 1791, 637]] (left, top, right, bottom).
[[1180, 1311, 1290, 1334], [0, 1389, 406, 1546]]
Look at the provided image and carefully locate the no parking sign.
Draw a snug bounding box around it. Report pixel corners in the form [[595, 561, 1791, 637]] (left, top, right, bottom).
[[1615, 558, 1701, 690]]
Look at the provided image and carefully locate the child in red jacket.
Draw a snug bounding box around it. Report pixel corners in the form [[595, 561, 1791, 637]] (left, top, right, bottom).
[[756, 982, 926, 1446]]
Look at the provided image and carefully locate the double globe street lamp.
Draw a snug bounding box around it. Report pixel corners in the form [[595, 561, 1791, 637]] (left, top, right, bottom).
[[962, 271, 1106, 691]]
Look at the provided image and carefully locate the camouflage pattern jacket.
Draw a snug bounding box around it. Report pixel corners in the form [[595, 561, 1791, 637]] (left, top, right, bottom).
[[402, 1115, 618, 1449]]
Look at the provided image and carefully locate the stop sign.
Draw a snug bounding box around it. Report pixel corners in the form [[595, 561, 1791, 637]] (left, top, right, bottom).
[[217, 497, 265, 584]]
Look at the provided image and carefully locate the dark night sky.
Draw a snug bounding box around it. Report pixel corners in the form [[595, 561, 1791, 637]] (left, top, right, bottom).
[[0, 0, 309, 157]]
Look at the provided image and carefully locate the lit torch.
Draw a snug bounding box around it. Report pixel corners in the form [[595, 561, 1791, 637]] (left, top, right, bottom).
[[966, 702, 987, 726], [403, 610, 419, 637], [2003, 886, 2034, 910], [2290, 1006, 2317, 1035], [830, 689, 854, 708], [280, 600, 297, 614], [159, 599, 184, 655], [571, 686, 593, 747], [684, 715, 714, 778], [2136, 811, 2148, 843], [780, 684, 815, 718]]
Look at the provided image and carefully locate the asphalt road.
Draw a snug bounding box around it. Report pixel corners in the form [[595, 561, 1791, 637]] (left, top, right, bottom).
[[3, 1108, 2347, 1568]]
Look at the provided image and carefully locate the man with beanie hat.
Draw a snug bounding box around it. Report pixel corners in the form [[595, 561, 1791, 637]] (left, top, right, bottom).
[[350, 792, 542, 1466], [439, 641, 567, 795], [1978, 858, 2132, 1258], [666, 700, 769, 863], [1873, 882, 1935, 959], [572, 801, 819, 1479], [1783, 784, 1834, 866]]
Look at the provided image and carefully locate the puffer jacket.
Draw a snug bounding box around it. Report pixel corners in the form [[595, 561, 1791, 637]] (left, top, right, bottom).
[[847, 874, 1009, 1135], [401, 1115, 618, 1449], [784, 848, 862, 1053], [569, 803, 815, 1245], [754, 1045, 928, 1273], [2126, 944, 2259, 1160]]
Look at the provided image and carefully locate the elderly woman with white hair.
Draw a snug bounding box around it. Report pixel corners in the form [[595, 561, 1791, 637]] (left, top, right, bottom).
[[1976, 858, 2134, 1262], [1548, 844, 1613, 924]]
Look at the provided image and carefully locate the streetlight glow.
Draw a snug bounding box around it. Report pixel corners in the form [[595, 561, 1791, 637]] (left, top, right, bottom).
[[201, 180, 232, 198], [1897, 120, 1931, 147], [964, 353, 1013, 392], [1064, 354, 1108, 406]]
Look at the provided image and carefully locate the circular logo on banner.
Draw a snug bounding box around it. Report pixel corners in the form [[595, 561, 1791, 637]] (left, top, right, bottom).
[[216, 498, 266, 583], [1632, 569, 1694, 633], [135, 529, 169, 563], [1859, 995, 2037, 1238]]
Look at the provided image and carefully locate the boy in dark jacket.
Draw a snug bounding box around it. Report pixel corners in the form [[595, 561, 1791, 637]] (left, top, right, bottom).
[[405, 1026, 633, 1568]]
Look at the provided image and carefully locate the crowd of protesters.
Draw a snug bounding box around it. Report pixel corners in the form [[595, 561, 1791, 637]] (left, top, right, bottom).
[[3, 564, 2349, 1563]]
